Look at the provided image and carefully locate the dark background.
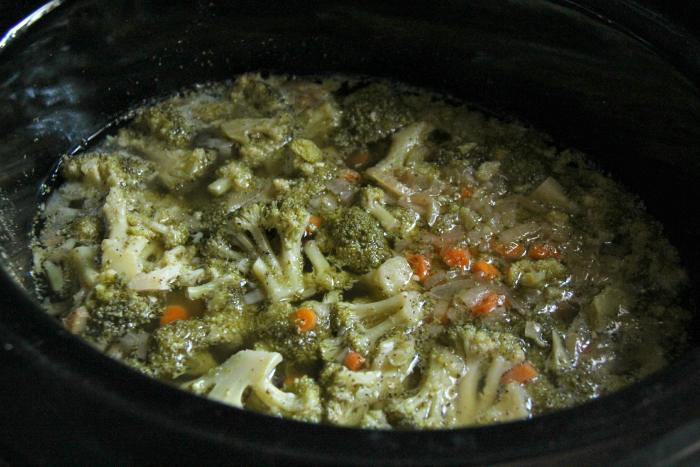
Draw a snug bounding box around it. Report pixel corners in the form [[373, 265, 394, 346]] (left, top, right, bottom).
[[4, 0, 700, 39]]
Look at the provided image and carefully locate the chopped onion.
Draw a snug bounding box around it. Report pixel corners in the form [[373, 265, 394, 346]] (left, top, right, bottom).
[[524, 321, 547, 347], [327, 178, 355, 205], [429, 278, 477, 300], [224, 189, 262, 213], [242, 288, 266, 305], [422, 269, 446, 290], [498, 222, 541, 243], [454, 285, 491, 309]]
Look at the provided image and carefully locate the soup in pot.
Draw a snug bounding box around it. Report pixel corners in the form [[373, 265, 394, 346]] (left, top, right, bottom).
[[31, 74, 691, 429]]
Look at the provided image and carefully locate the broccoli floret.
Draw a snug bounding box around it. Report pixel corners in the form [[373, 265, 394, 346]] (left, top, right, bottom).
[[228, 74, 290, 117], [186, 262, 246, 314], [289, 138, 324, 163], [303, 240, 354, 294], [220, 114, 293, 167], [61, 152, 156, 188], [323, 291, 426, 360], [320, 333, 418, 426], [148, 318, 211, 378], [360, 186, 400, 233], [222, 199, 310, 302], [317, 206, 392, 274], [183, 350, 322, 423], [131, 103, 194, 148], [426, 141, 480, 167], [254, 301, 331, 367], [69, 214, 105, 246], [101, 186, 198, 289], [446, 324, 530, 427], [364, 122, 434, 203], [207, 160, 255, 196], [116, 129, 218, 193], [385, 345, 465, 429], [81, 274, 160, 347], [289, 81, 342, 139], [335, 83, 413, 146], [506, 257, 567, 288], [148, 307, 254, 379]]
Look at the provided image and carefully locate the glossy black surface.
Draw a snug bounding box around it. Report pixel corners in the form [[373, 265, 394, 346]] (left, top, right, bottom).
[[2, 1, 700, 465]]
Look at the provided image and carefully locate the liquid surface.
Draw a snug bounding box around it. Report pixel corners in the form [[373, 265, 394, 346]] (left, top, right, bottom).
[[32, 74, 690, 429]]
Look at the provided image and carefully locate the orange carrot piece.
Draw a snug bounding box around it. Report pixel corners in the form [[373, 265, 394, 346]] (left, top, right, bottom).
[[441, 245, 471, 269], [528, 243, 563, 260], [344, 352, 366, 371], [293, 307, 318, 332], [471, 259, 500, 277], [304, 215, 323, 237], [342, 169, 361, 183], [346, 150, 370, 169], [283, 375, 301, 385], [491, 241, 526, 259], [471, 291, 499, 315], [160, 304, 189, 326], [459, 184, 473, 199], [406, 253, 431, 281], [501, 362, 539, 385]]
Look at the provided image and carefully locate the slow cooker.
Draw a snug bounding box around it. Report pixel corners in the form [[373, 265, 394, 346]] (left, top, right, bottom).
[[2, 1, 700, 465]]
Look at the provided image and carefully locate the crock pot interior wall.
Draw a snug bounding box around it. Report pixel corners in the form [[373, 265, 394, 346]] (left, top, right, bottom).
[[2, 1, 700, 465]]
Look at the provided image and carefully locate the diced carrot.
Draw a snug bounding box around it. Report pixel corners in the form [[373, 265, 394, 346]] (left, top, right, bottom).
[[304, 215, 323, 237], [471, 291, 499, 315], [440, 245, 471, 269], [491, 240, 526, 259], [342, 169, 361, 183], [471, 259, 500, 277], [346, 150, 370, 169], [501, 362, 539, 385], [459, 184, 473, 199], [160, 304, 189, 326], [528, 243, 563, 260], [406, 253, 431, 281], [344, 352, 366, 371], [283, 375, 301, 385], [293, 307, 318, 332], [440, 308, 453, 326]]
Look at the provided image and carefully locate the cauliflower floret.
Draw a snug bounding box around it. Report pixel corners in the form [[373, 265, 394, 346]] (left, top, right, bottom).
[[220, 114, 293, 167], [182, 350, 321, 422], [302, 240, 354, 294], [207, 160, 254, 196], [447, 325, 531, 427], [322, 291, 426, 360], [221, 199, 310, 302], [61, 152, 156, 188], [385, 345, 465, 429], [506, 257, 567, 287], [101, 187, 196, 290], [320, 336, 417, 427]]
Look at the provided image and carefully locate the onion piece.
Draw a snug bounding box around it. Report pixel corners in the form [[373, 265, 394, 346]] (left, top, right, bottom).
[[454, 285, 492, 309], [242, 288, 266, 305], [422, 269, 446, 290], [524, 321, 547, 347], [429, 278, 477, 300], [498, 222, 541, 243]]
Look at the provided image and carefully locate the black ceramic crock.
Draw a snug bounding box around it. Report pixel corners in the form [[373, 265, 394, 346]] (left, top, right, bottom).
[[2, 1, 700, 465]]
